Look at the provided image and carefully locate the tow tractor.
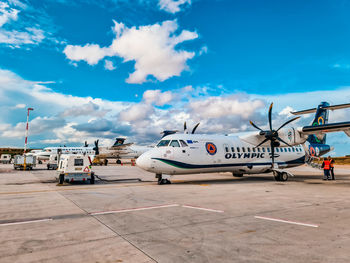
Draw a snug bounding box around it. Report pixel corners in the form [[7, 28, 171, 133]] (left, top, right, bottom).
[[57, 154, 95, 184]]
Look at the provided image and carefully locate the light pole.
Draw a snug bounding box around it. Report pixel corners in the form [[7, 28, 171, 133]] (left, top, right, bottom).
[[23, 107, 34, 170]]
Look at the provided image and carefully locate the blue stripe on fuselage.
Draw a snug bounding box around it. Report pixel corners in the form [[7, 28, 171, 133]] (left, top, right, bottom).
[[152, 156, 305, 169]]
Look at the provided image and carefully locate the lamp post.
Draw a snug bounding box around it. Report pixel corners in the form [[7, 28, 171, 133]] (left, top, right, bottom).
[[23, 107, 34, 170]]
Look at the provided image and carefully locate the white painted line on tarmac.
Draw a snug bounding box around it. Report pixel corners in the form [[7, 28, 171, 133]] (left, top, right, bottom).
[[90, 204, 180, 216], [182, 205, 224, 213], [0, 218, 53, 227], [255, 216, 319, 228]]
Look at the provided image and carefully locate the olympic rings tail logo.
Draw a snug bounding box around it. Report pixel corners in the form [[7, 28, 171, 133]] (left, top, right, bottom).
[[205, 142, 217, 155]]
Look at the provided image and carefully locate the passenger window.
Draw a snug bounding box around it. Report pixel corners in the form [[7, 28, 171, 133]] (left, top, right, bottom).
[[276, 148, 279, 152], [225, 147, 229, 153], [170, 140, 180, 147], [267, 148, 271, 152], [292, 148, 295, 152], [180, 140, 188, 147], [231, 147, 235, 152], [257, 148, 260, 152], [242, 147, 246, 152], [288, 148, 291, 152], [74, 159, 84, 166], [157, 140, 170, 147], [247, 147, 251, 152], [236, 147, 240, 152], [262, 147, 265, 152]]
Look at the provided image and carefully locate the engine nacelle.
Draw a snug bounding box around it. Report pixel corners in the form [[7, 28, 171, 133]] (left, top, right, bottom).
[[277, 127, 307, 146]]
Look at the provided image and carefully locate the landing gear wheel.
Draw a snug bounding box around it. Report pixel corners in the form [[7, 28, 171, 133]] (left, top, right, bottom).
[[280, 172, 288, 182], [116, 159, 121, 164], [90, 173, 95, 184], [59, 174, 64, 184], [273, 172, 281, 181], [233, 173, 243, 177]]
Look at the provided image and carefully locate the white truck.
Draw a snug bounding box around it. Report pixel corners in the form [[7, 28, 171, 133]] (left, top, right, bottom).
[[47, 154, 58, 170], [57, 154, 95, 184], [13, 155, 36, 170], [0, 154, 11, 164]]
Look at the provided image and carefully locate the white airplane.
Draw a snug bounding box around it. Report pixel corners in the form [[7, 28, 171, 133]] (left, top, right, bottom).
[[31, 141, 95, 161], [136, 102, 350, 184], [94, 138, 152, 164]]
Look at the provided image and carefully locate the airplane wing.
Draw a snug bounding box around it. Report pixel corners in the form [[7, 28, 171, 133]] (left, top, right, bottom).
[[110, 143, 133, 149], [299, 121, 350, 137]]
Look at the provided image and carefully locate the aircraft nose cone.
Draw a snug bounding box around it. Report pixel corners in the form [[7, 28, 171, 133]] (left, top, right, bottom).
[[136, 152, 151, 171]]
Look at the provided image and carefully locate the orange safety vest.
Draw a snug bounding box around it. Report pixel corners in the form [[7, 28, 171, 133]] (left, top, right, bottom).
[[323, 160, 331, 170], [330, 159, 334, 168]]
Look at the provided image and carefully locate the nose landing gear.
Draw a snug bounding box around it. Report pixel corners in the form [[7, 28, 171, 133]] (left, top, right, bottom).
[[273, 170, 289, 182], [156, 174, 171, 185]]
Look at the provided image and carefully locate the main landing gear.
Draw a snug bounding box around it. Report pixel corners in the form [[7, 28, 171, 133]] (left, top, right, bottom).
[[156, 174, 171, 185], [273, 170, 289, 182]]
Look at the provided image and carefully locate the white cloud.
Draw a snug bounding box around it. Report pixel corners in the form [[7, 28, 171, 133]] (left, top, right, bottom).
[[279, 106, 294, 117], [63, 20, 198, 84], [199, 45, 208, 56], [158, 0, 191, 14], [189, 96, 265, 119], [61, 102, 109, 118], [0, 2, 19, 27], [63, 44, 112, 65], [14, 103, 25, 109], [119, 103, 154, 122], [104, 59, 116, 70], [143, 89, 173, 106], [0, 1, 47, 47]]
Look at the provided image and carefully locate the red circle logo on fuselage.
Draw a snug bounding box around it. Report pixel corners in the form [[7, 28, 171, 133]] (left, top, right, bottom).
[[206, 142, 217, 155]]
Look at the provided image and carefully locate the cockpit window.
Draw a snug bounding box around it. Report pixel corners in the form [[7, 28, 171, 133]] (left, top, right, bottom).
[[170, 140, 180, 147], [180, 140, 188, 147], [157, 140, 170, 147]]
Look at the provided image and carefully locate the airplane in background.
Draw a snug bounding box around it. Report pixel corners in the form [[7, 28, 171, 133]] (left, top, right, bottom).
[[28, 141, 95, 162], [94, 138, 152, 164], [136, 102, 350, 184]]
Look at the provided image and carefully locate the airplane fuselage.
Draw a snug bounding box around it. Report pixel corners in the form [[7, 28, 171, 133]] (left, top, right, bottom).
[[136, 134, 306, 175]]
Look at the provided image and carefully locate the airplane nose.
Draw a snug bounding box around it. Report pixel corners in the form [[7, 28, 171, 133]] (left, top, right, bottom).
[[136, 152, 151, 171]]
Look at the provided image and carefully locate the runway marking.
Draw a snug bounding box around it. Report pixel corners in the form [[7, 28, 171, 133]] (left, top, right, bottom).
[[182, 205, 224, 213], [0, 218, 53, 227], [255, 216, 319, 228], [90, 204, 180, 216], [0, 182, 155, 196]]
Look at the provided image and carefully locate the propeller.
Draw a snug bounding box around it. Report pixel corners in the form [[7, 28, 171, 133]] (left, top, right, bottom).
[[191, 122, 200, 134], [249, 103, 300, 168], [184, 121, 188, 134], [93, 140, 99, 155], [84, 141, 88, 147], [160, 130, 179, 138]]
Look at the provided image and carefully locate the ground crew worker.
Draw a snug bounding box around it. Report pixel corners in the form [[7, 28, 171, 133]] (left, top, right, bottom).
[[329, 156, 335, 180], [321, 157, 331, 180]]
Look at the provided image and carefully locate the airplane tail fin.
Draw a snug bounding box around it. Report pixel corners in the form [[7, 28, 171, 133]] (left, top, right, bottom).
[[308, 102, 330, 145], [113, 138, 126, 147]]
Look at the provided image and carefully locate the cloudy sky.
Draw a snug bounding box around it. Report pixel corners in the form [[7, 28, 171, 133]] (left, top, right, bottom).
[[1, 0, 350, 155]]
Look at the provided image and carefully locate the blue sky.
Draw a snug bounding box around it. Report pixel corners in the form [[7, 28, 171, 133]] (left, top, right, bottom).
[[1, 0, 350, 156]]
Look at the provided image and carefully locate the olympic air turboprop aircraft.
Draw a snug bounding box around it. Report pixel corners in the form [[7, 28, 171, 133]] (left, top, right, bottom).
[[136, 102, 350, 184]]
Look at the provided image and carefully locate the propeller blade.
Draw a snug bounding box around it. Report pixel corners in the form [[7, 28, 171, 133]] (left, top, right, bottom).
[[254, 138, 269, 148], [276, 136, 292, 147], [191, 123, 200, 134], [268, 103, 273, 131], [184, 121, 187, 133], [249, 121, 263, 131], [276, 116, 300, 131]]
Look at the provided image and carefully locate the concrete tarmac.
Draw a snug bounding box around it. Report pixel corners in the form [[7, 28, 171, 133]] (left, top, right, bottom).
[[0, 164, 350, 263]]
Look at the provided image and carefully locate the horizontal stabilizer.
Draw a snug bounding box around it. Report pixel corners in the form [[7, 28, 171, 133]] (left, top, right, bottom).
[[291, 102, 350, 115], [301, 121, 350, 135]]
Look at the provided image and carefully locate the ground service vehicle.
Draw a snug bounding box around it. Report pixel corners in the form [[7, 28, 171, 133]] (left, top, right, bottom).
[[0, 154, 11, 164], [47, 154, 58, 170], [57, 154, 95, 184], [13, 155, 36, 170]]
